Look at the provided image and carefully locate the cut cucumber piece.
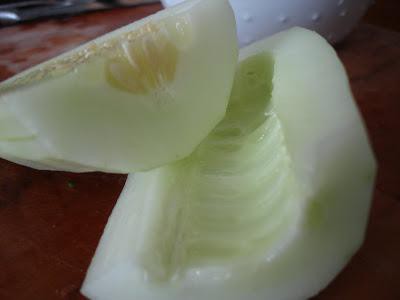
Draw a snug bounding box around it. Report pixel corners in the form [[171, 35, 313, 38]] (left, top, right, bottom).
[[82, 28, 376, 300], [0, 0, 237, 173]]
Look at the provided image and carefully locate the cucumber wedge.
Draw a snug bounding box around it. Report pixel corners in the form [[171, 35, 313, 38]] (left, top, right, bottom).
[[0, 0, 237, 172], [82, 28, 376, 300]]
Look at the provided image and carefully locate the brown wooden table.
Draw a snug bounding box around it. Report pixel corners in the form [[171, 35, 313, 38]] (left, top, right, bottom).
[[0, 4, 399, 300]]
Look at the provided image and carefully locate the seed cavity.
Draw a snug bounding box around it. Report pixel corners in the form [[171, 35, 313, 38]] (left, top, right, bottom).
[[138, 54, 301, 281], [106, 19, 190, 95]]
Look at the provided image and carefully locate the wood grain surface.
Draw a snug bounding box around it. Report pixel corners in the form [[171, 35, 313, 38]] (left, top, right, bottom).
[[365, 0, 400, 31], [0, 4, 400, 300]]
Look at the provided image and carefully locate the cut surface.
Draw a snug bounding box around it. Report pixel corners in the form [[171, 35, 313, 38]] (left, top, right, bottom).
[[0, 0, 237, 172], [123, 53, 304, 281], [82, 28, 376, 300]]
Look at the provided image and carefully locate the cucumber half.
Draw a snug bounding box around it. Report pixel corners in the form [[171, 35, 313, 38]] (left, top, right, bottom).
[[82, 28, 376, 300], [0, 0, 237, 173]]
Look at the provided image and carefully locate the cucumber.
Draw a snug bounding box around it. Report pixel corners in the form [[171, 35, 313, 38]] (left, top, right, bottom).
[[0, 0, 237, 172], [82, 28, 376, 300]]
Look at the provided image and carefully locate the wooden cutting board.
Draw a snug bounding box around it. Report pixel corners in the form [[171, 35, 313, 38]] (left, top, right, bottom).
[[0, 4, 399, 300]]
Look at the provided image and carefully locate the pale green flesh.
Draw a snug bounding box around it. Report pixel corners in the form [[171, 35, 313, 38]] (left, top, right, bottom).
[[135, 53, 303, 280], [0, 0, 237, 173], [82, 28, 376, 300]]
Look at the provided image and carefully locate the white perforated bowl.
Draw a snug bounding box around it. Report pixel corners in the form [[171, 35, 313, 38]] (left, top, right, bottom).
[[161, 0, 372, 47]]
